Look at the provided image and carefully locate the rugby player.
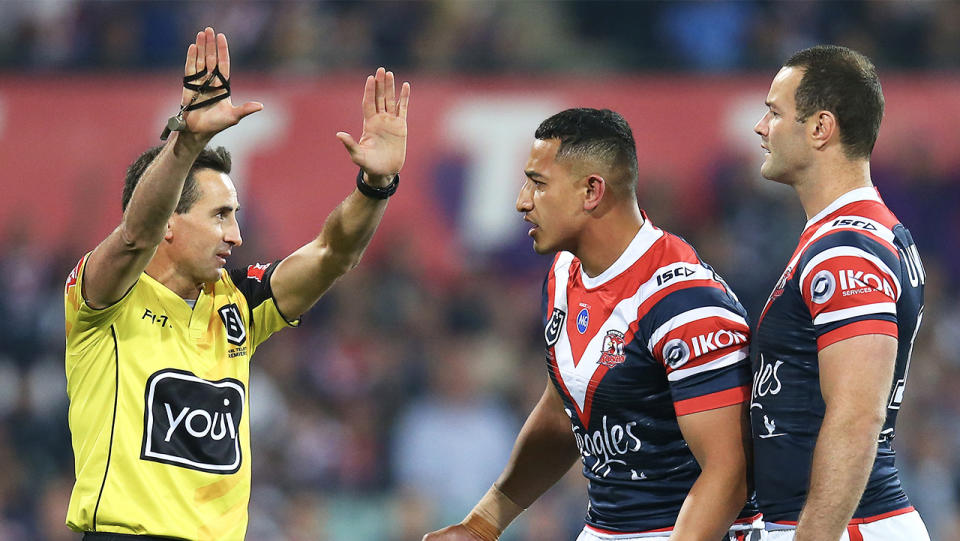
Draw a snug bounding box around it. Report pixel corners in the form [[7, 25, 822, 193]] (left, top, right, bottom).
[[750, 45, 930, 541], [424, 108, 762, 541]]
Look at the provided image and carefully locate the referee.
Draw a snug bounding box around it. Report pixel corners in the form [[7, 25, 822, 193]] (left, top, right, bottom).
[[63, 27, 410, 540]]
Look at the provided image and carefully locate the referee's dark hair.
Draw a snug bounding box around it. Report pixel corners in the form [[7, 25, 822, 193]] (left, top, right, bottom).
[[122, 145, 232, 214], [535, 108, 639, 200], [784, 45, 884, 160]]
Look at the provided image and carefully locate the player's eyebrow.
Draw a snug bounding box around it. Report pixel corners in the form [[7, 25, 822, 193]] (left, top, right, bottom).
[[525, 170, 544, 180]]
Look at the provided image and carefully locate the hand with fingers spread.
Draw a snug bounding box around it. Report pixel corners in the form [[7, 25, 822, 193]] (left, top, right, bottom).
[[336, 67, 410, 186], [178, 27, 262, 141]]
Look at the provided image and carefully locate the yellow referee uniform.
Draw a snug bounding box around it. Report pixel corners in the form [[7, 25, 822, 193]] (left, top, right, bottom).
[[64, 255, 297, 540]]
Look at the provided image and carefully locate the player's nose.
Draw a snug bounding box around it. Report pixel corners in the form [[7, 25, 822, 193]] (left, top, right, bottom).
[[516, 182, 533, 212], [754, 114, 768, 136]]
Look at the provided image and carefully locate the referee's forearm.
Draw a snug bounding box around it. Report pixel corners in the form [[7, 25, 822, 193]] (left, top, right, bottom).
[[122, 135, 205, 247]]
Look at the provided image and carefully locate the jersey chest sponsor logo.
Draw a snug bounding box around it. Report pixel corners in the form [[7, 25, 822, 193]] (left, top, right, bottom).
[[218, 303, 246, 346], [567, 410, 643, 479], [545, 308, 566, 347], [141, 369, 245, 474], [576, 308, 589, 334], [750, 354, 787, 439]]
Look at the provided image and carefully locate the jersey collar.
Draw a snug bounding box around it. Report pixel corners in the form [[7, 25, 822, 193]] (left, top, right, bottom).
[[804, 186, 882, 230], [579, 211, 663, 289]]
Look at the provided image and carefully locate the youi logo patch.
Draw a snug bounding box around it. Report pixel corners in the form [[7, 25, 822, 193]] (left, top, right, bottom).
[[576, 309, 589, 334], [141, 369, 245, 474]]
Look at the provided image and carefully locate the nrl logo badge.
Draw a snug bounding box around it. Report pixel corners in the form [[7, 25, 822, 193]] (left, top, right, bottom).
[[599, 330, 627, 368], [218, 303, 246, 346], [545, 308, 566, 347]]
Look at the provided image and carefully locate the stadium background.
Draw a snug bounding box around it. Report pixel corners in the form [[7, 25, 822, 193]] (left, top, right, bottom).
[[1, 1, 959, 539]]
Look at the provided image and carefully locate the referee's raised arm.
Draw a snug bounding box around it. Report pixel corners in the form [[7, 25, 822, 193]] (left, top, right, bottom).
[[82, 27, 261, 308], [269, 67, 411, 320]]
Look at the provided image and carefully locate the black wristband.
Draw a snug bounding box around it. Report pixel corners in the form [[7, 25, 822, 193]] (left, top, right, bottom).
[[356, 169, 399, 199]]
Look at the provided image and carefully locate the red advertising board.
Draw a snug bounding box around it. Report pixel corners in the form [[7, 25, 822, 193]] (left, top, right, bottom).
[[1, 73, 957, 276]]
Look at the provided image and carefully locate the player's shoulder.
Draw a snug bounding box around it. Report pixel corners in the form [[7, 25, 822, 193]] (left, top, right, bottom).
[[651, 228, 700, 262], [804, 200, 901, 260], [640, 231, 745, 320]]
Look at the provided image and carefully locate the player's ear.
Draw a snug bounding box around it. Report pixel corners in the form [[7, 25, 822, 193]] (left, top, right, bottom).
[[164, 218, 175, 241], [584, 174, 605, 211], [810, 110, 836, 150]]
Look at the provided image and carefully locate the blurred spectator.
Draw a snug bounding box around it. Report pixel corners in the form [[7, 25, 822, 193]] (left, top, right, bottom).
[[4, 1, 960, 72], [391, 342, 518, 525]]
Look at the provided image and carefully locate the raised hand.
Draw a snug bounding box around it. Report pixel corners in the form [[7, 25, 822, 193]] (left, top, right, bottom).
[[336, 67, 411, 184], [180, 27, 262, 138]]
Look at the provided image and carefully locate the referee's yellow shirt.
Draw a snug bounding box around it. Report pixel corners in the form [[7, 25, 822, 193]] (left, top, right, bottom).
[[64, 255, 297, 540]]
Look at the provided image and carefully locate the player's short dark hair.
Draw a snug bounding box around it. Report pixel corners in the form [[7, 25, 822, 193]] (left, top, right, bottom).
[[784, 45, 884, 159], [122, 145, 232, 214], [534, 108, 639, 199]]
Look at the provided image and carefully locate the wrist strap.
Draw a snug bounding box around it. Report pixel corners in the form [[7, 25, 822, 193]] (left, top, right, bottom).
[[460, 484, 525, 541], [355, 169, 399, 199]]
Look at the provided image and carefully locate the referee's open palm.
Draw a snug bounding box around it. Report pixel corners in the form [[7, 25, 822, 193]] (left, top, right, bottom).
[[336, 67, 411, 180], [180, 27, 262, 137]]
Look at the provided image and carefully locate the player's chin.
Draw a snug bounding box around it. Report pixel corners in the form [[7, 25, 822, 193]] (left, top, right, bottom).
[[531, 238, 554, 255], [759, 160, 779, 181]]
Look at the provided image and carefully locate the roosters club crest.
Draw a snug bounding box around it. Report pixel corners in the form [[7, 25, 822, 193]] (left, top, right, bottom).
[[598, 330, 626, 368], [765, 264, 795, 309]]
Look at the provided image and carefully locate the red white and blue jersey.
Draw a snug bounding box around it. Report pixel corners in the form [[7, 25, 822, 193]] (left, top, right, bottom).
[[750, 187, 926, 523], [542, 214, 759, 533]]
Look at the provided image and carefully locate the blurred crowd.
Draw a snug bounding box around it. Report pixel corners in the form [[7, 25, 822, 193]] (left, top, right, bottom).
[[2, 1, 960, 541], [2, 0, 960, 73]]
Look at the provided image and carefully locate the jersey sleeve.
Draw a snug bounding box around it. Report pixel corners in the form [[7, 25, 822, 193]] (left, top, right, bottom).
[[64, 252, 139, 351], [646, 287, 752, 416], [797, 230, 901, 350], [227, 262, 299, 349]]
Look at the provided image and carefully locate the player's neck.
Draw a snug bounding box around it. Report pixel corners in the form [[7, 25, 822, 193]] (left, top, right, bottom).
[[575, 202, 644, 278], [145, 257, 203, 301], [794, 157, 872, 222]]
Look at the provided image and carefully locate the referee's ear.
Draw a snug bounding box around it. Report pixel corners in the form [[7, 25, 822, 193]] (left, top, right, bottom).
[[583, 174, 606, 212]]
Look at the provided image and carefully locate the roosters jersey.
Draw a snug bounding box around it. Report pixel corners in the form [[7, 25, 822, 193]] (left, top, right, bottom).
[[64, 255, 297, 540], [543, 214, 758, 533], [750, 187, 925, 523]]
